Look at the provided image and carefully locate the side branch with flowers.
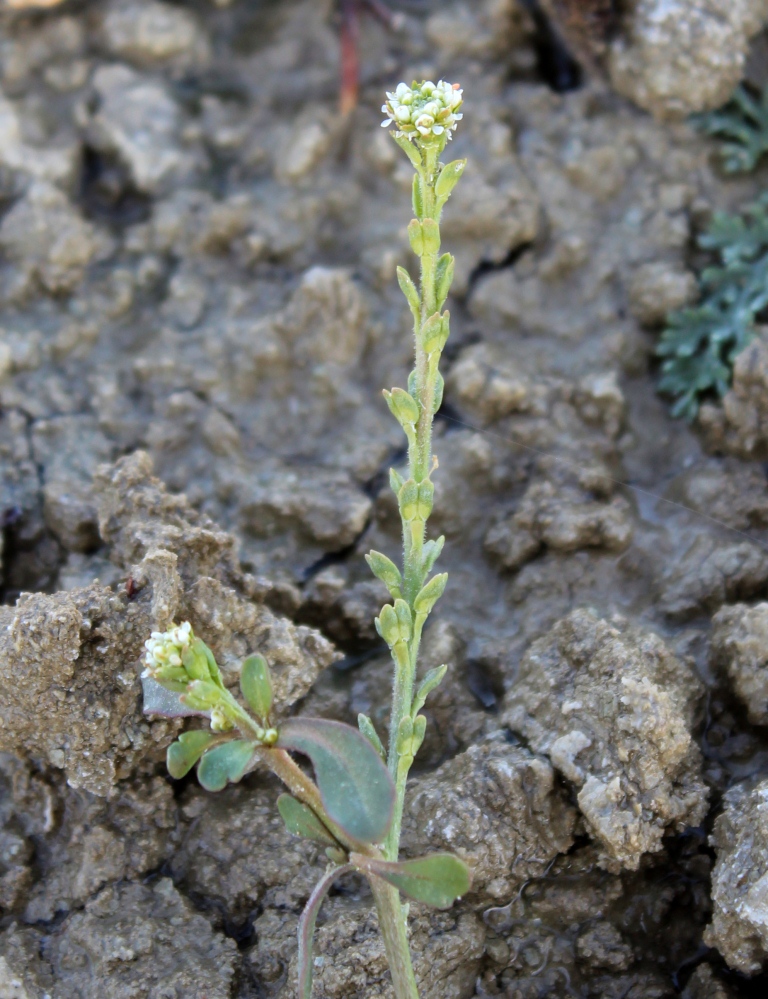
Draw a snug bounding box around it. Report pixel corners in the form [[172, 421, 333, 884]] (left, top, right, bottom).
[[141, 80, 469, 999]]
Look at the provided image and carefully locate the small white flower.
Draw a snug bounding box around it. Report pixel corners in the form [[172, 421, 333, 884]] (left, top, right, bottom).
[[143, 621, 193, 677], [382, 79, 464, 142]]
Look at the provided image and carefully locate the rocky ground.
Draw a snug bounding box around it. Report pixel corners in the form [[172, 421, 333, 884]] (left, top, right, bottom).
[[1, 0, 768, 996]]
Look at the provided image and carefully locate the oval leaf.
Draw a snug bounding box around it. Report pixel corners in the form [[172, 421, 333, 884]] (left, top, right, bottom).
[[298, 865, 354, 999], [197, 740, 256, 792], [167, 730, 218, 779], [277, 793, 338, 847], [277, 718, 395, 844], [240, 654, 273, 720], [354, 852, 471, 909]]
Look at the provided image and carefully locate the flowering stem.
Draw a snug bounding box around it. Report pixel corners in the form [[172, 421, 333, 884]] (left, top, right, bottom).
[[366, 79, 466, 999]]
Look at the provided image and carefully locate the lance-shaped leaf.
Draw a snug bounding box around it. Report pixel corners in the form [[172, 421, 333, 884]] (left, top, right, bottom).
[[167, 730, 218, 779], [197, 740, 257, 792], [412, 664, 447, 716], [298, 864, 354, 999], [277, 718, 395, 844], [352, 852, 471, 909], [277, 793, 338, 847], [142, 677, 206, 719], [240, 654, 273, 720]]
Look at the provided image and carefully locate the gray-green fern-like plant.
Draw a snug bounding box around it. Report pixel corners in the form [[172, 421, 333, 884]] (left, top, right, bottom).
[[657, 194, 768, 420], [142, 80, 470, 999], [693, 83, 768, 174]]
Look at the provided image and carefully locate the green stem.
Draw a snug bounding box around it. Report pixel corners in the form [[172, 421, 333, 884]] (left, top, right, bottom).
[[370, 877, 419, 999], [385, 140, 445, 866]]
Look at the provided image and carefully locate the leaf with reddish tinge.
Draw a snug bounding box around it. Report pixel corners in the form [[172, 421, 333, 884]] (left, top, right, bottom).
[[298, 864, 354, 999], [142, 677, 206, 718], [277, 793, 338, 847], [277, 718, 395, 844], [353, 852, 471, 909]]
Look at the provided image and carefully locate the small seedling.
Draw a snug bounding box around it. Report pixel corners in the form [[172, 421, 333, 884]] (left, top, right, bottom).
[[657, 194, 768, 420], [693, 83, 768, 174], [143, 80, 470, 999]]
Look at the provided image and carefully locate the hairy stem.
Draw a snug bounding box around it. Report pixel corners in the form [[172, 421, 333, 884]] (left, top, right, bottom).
[[370, 877, 420, 999], [385, 140, 443, 865]]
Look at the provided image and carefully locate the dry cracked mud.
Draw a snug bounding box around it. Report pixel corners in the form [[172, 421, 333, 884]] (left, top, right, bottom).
[[1, 1, 768, 997]]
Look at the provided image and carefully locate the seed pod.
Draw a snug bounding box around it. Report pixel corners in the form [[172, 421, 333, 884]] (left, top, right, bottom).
[[407, 219, 424, 256], [419, 312, 448, 354], [416, 479, 434, 520], [398, 478, 419, 521], [384, 387, 420, 427]]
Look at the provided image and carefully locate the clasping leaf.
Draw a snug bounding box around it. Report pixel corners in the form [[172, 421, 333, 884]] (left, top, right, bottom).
[[240, 654, 273, 720], [277, 718, 395, 844], [277, 793, 339, 846], [352, 852, 471, 909]]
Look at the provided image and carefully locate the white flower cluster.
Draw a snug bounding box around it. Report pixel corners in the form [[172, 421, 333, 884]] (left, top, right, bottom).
[[382, 80, 463, 141], [143, 621, 193, 677]]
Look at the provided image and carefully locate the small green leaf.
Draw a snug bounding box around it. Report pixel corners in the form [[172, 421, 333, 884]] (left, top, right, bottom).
[[142, 677, 203, 719], [197, 740, 256, 792], [436, 158, 467, 202], [435, 253, 455, 307], [384, 387, 420, 427], [395, 715, 414, 754], [422, 536, 445, 575], [412, 172, 424, 217], [421, 218, 441, 255], [354, 852, 471, 909], [277, 793, 338, 846], [180, 679, 222, 712], [411, 714, 427, 754], [392, 132, 423, 172], [412, 664, 448, 715], [398, 478, 419, 521], [389, 467, 404, 495], [167, 730, 218, 779], [397, 266, 420, 320], [240, 654, 273, 720], [414, 573, 448, 616], [277, 718, 395, 844], [432, 371, 444, 414], [298, 864, 354, 999], [357, 713, 386, 760], [366, 550, 403, 599], [407, 219, 424, 256]]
